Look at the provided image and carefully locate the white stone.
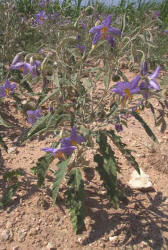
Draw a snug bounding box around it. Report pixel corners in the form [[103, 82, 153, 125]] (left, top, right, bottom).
[[109, 236, 117, 242], [46, 242, 56, 249], [8, 147, 16, 154], [0, 230, 10, 241], [128, 168, 153, 190], [18, 229, 27, 242]]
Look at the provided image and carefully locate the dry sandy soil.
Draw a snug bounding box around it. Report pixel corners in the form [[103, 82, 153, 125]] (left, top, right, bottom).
[[0, 71, 168, 250]]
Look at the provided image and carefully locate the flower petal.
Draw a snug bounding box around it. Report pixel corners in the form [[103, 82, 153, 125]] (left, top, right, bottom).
[[108, 27, 121, 35], [130, 76, 141, 89], [92, 32, 101, 44], [102, 15, 112, 26], [149, 79, 160, 90], [148, 66, 161, 80], [89, 25, 103, 34]]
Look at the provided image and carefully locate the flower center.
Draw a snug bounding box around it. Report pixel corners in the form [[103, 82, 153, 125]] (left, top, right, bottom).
[[56, 151, 66, 160], [124, 88, 132, 98], [5, 88, 10, 95], [70, 140, 78, 146], [20, 66, 24, 72], [40, 17, 44, 21], [101, 27, 108, 39]]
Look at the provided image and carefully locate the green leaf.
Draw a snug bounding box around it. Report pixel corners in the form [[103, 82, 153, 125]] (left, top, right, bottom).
[[0, 135, 8, 152], [52, 158, 70, 204], [36, 155, 53, 188], [38, 89, 58, 106], [0, 114, 10, 128], [21, 113, 51, 145], [107, 130, 140, 174], [106, 102, 118, 117], [36, 142, 58, 188], [147, 102, 157, 125], [132, 111, 159, 143], [65, 168, 85, 234], [94, 131, 121, 209]]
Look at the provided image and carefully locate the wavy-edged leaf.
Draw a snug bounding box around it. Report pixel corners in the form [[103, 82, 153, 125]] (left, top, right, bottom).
[[132, 111, 159, 143], [107, 102, 118, 117], [65, 168, 85, 234], [21, 113, 51, 145], [38, 89, 58, 106], [52, 158, 70, 204], [107, 130, 140, 174], [0, 135, 8, 152], [33, 142, 58, 188], [0, 114, 10, 128], [94, 131, 121, 209], [147, 102, 157, 125]]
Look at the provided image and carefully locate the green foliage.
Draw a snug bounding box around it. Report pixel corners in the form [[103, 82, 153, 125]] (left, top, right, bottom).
[[52, 158, 70, 203], [107, 130, 140, 174], [65, 168, 85, 234], [0, 114, 10, 128], [0, 135, 8, 152], [94, 131, 121, 209], [0, 169, 24, 208], [132, 111, 159, 143]]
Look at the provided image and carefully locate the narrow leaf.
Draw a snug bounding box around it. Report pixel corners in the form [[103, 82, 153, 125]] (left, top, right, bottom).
[[0, 135, 8, 152], [94, 131, 121, 209], [132, 111, 159, 143], [107, 130, 140, 174], [52, 158, 70, 204], [0, 114, 10, 128], [65, 168, 85, 234]]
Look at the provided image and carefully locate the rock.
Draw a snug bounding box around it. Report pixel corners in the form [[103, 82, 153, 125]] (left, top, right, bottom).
[[29, 228, 38, 236], [13, 247, 19, 250], [109, 236, 117, 242], [6, 221, 12, 229], [0, 229, 10, 241], [18, 229, 27, 242], [7, 147, 16, 154], [128, 168, 154, 191], [46, 242, 56, 250]]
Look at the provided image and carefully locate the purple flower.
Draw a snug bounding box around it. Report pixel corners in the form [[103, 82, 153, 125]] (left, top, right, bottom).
[[76, 44, 85, 54], [61, 126, 85, 147], [0, 79, 16, 98], [140, 61, 148, 76], [163, 30, 168, 34], [115, 123, 123, 132], [27, 109, 41, 125], [41, 145, 76, 160], [89, 15, 121, 45], [10, 59, 40, 77], [147, 66, 161, 90], [110, 76, 140, 98], [35, 11, 47, 25]]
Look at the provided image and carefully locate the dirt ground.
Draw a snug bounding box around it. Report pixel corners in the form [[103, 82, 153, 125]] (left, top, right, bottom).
[[0, 71, 168, 250]]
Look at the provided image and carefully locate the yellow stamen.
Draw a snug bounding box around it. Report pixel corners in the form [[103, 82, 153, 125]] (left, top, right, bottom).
[[5, 88, 10, 96], [20, 66, 24, 72], [70, 140, 78, 146], [56, 151, 66, 160], [101, 27, 108, 39], [124, 88, 132, 98]]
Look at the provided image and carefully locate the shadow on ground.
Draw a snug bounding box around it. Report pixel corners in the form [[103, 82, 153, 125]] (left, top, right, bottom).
[[83, 184, 168, 249]]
